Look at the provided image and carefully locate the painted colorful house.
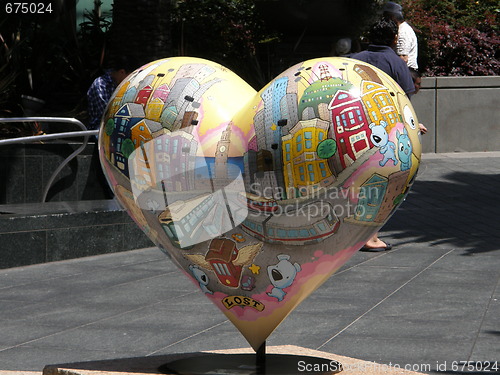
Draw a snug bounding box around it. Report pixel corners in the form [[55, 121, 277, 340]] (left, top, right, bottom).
[[328, 90, 371, 169], [353, 173, 388, 222], [360, 81, 399, 131], [145, 98, 165, 122], [160, 105, 178, 129], [298, 77, 352, 119], [112, 103, 145, 173], [155, 131, 197, 191], [135, 85, 153, 106], [282, 119, 333, 195], [152, 83, 170, 102], [374, 170, 410, 222], [110, 81, 130, 115]]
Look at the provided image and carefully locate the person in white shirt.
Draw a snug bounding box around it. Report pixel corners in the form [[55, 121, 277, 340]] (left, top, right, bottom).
[[383, 1, 418, 70]]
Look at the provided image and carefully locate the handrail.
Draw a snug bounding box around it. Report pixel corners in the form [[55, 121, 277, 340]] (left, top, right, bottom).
[[0, 117, 100, 202]]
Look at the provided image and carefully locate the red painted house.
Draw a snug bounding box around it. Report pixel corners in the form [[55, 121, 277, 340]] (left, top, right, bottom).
[[135, 85, 153, 106], [328, 90, 372, 168]]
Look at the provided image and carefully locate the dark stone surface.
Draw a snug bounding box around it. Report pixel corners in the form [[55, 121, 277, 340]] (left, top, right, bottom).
[[0, 200, 152, 269], [0, 230, 47, 268], [0, 142, 110, 204]]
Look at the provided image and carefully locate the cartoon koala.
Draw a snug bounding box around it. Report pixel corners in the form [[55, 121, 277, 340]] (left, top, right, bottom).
[[267, 254, 301, 301], [396, 127, 413, 171], [369, 121, 398, 167], [189, 265, 213, 294]]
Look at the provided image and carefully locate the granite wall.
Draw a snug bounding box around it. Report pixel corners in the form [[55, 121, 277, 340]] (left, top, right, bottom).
[[411, 76, 500, 153], [0, 142, 110, 204]]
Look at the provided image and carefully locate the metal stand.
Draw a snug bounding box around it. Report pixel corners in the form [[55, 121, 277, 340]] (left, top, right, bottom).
[[256, 341, 266, 374]]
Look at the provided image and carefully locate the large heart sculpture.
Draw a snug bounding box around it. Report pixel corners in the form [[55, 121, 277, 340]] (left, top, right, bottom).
[[99, 56, 421, 351]]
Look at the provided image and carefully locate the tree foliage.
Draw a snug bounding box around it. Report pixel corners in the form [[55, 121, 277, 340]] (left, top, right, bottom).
[[317, 139, 337, 159], [402, 0, 499, 76], [172, 0, 277, 88]]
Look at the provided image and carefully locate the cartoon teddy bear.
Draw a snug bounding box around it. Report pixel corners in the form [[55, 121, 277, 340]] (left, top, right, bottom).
[[396, 127, 413, 171], [267, 254, 301, 301], [189, 264, 213, 294], [370, 121, 398, 167]]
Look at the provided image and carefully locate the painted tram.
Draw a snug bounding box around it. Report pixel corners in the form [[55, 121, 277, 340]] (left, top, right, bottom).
[[238, 201, 340, 245]]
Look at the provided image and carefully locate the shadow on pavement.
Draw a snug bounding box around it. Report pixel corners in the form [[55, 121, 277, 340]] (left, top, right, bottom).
[[384, 171, 500, 256]]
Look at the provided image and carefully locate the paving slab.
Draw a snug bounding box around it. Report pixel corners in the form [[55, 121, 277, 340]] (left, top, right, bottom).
[[0, 152, 499, 374]]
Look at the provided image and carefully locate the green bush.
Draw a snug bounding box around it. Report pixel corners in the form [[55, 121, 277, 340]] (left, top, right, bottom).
[[402, 0, 499, 76]]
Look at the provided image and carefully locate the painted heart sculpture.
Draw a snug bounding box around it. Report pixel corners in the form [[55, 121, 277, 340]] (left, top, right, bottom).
[[99, 56, 421, 351]]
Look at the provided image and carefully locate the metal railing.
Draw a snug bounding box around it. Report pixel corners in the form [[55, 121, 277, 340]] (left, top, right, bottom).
[[0, 117, 99, 202]]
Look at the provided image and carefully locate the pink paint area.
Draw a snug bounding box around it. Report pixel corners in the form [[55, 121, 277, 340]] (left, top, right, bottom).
[[230, 123, 255, 153], [311, 61, 343, 80], [197, 121, 225, 147], [207, 241, 365, 321]]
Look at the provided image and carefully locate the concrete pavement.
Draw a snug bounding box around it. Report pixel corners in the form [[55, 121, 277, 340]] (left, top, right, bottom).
[[0, 152, 499, 374]]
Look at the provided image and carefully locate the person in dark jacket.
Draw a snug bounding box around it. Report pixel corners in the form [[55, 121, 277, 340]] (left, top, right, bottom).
[[351, 18, 415, 97]]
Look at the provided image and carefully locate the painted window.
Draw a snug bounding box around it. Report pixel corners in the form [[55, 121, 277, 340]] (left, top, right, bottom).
[[356, 109, 363, 122], [277, 228, 287, 238], [299, 229, 309, 237], [341, 114, 348, 127], [319, 162, 327, 177], [349, 111, 355, 124]]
